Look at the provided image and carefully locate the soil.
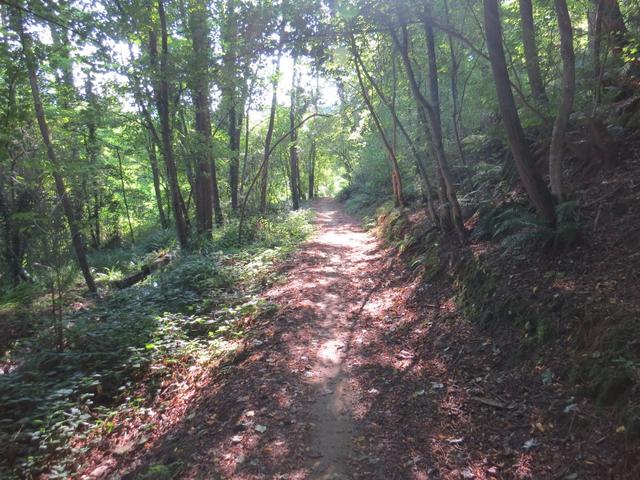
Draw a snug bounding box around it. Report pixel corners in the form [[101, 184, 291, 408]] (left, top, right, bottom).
[[80, 198, 639, 480]]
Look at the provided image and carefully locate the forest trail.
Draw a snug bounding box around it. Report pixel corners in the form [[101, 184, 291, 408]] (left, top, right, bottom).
[[92, 197, 632, 480], [265, 198, 382, 478]]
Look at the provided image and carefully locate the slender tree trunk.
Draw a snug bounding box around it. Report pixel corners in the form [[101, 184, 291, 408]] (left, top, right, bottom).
[[229, 104, 240, 209], [153, 0, 189, 248], [483, 0, 556, 224], [116, 149, 135, 244], [259, 53, 281, 213], [354, 47, 437, 223], [351, 38, 405, 208], [289, 56, 300, 210], [518, 0, 547, 102], [443, 0, 466, 165], [147, 135, 168, 228], [393, 24, 465, 241], [308, 141, 316, 200], [14, 8, 97, 293], [85, 75, 102, 248], [549, 0, 575, 201], [239, 103, 250, 200]]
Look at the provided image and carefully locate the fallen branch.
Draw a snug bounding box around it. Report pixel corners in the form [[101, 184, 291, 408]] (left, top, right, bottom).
[[112, 253, 173, 289]]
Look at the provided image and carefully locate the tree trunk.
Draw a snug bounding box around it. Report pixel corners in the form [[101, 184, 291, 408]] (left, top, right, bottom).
[[229, 104, 241, 210], [351, 37, 405, 208], [239, 103, 250, 200], [153, 0, 189, 248], [393, 24, 465, 242], [354, 47, 437, 223], [483, 0, 556, 224], [443, 0, 467, 165], [548, 0, 575, 201], [518, 0, 547, 102], [308, 141, 316, 200], [259, 54, 281, 213], [188, 0, 219, 233], [14, 8, 97, 293], [116, 149, 135, 243], [289, 57, 300, 210], [147, 135, 168, 228]]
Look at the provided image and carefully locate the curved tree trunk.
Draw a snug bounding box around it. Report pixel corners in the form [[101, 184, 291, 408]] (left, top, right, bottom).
[[14, 7, 97, 293], [393, 24, 465, 242], [259, 53, 281, 213], [351, 37, 405, 208], [483, 0, 556, 224]]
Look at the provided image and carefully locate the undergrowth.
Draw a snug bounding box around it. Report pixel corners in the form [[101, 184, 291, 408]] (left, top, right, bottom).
[[0, 208, 313, 479]]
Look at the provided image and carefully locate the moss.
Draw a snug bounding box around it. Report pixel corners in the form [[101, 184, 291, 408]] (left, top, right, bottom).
[[136, 464, 173, 480]]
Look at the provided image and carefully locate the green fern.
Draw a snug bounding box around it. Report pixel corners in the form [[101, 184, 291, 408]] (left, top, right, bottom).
[[474, 201, 582, 253]]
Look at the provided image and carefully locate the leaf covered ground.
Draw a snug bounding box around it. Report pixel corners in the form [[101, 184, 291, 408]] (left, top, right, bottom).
[[37, 197, 638, 480]]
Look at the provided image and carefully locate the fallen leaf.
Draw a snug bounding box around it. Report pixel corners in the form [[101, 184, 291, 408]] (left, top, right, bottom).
[[255, 424, 267, 433]]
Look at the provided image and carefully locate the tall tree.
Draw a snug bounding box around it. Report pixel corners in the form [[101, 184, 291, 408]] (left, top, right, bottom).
[[392, 23, 465, 242], [259, 53, 281, 213], [518, 0, 547, 102], [548, 0, 575, 201], [288, 56, 301, 210], [12, 6, 97, 293], [188, 0, 223, 232], [351, 37, 405, 208], [483, 0, 556, 224], [152, 0, 189, 248]]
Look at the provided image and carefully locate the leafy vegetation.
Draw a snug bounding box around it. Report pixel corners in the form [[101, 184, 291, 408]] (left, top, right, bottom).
[[0, 209, 312, 478]]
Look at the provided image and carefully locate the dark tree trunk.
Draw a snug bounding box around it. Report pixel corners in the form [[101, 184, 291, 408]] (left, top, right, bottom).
[[14, 8, 97, 293], [188, 0, 219, 232], [259, 54, 281, 213], [229, 104, 241, 210], [443, 0, 466, 165], [153, 0, 189, 248], [308, 141, 316, 200], [116, 149, 135, 244], [147, 136, 168, 228], [483, 0, 556, 224], [549, 0, 575, 201], [518, 0, 547, 102]]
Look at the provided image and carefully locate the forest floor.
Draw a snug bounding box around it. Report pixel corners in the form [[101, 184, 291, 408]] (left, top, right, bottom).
[[80, 198, 637, 480]]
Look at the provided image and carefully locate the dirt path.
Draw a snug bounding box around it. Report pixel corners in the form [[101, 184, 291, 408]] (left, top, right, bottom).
[[92, 198, 636, 480]]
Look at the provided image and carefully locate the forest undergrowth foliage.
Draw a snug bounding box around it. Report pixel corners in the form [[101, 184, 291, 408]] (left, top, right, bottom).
[[0, 209, 313, 479]]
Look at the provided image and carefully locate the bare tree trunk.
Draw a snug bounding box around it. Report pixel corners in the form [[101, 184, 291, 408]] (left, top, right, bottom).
[[154, 0, 189, 248], [393, 24, 465, 242], [351, 37, 405, 208], [443, 0, 466, 165], [549, 0, 575, 201], [147, 135, 168, 228], [14, 8, 97, 293], [259, 53, 281, 213], [116, 149, 135, 243], [518, 0, 547, 102], [354, 47, 437, 223], [188, 0, 219, 232], [483, 0, 556, 224], [239, 102, 250, 200], [289, 56, 300, 210]]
